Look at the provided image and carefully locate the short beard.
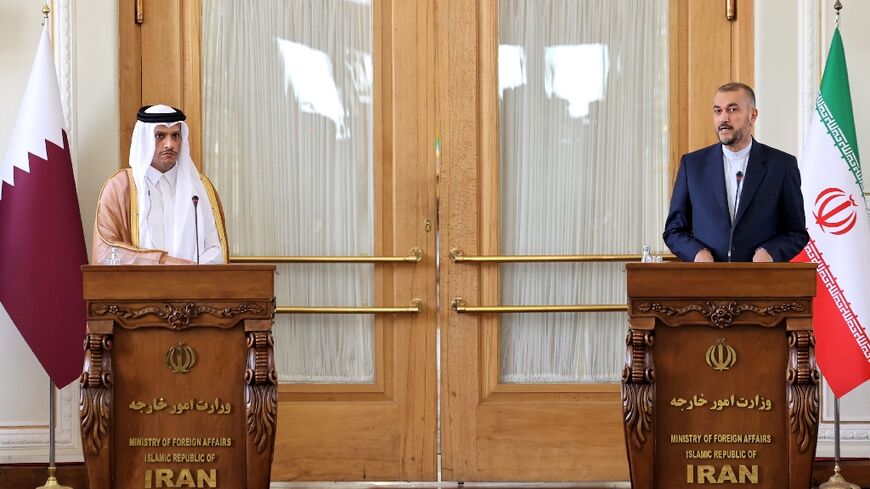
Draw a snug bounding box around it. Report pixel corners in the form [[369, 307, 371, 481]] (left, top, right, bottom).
[[718, 127, 745, 147]]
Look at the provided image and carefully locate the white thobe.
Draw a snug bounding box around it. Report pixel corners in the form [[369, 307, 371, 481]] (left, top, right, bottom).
[[143, 165, 223, 264]]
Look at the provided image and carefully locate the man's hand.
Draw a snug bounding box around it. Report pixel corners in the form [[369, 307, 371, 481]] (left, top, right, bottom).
[[694, 249, 714, 262], [163, 255, 195, 265], [752, 247, 773, 262]]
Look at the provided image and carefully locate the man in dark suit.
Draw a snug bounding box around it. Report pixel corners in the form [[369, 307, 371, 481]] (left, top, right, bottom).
[[663, 82, 809, 262]]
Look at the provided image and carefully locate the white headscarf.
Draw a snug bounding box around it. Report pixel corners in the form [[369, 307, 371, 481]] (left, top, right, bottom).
[[128, 105, 221, 262]]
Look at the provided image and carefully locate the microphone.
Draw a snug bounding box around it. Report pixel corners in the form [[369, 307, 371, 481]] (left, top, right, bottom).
[[727, 171, 744, 262], [145, 189, 153, 247], [192, 195, 200, 265]]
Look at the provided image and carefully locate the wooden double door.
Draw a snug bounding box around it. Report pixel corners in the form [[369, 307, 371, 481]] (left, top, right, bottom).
[[120, 0, 752, 482]]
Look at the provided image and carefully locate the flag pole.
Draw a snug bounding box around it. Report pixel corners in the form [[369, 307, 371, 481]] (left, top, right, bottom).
[[820, 395, 858, 489], [37, 381, 72, 489], [815, 3, 861, 487], [33, 5, 74, 487]]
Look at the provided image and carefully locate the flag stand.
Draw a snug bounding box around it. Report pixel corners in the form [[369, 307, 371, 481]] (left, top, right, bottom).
[[35, 6, 75, 487], [819, 397, 858, 489], [818, 1, 860, 488], [3, 0, 87, 481], [36, 381, 72, 489]]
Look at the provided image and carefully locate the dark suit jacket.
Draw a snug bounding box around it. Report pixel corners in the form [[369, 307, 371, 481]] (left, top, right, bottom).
[[663, 139, 809, 262]]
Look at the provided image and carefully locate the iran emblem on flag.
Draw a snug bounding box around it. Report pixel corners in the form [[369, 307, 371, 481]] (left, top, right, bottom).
[[794, 28, 870, 398]]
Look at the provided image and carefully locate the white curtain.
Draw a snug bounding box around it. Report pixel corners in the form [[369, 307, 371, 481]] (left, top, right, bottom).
[[498, 0, 670, 383], [201, 1, 375, 383]]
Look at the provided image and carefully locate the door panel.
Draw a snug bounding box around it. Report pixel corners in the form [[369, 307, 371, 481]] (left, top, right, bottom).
[[120, 0, 203, 167], [670, 0, 754, 180], [238, 0, 437, 479], [438, 0, 645, 480], [438, 0, 753, 481], [121, 0, 436, 481]]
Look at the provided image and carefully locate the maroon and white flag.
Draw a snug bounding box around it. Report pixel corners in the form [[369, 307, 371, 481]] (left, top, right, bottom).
[[0, 26, 88, 387]]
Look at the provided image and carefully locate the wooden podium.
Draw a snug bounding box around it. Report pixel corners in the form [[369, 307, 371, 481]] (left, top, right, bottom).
[[79, 265, 276, 489], [623, 263, 819, 489]]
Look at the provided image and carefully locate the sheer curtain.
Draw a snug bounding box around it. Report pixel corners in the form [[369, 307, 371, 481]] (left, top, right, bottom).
[[201, 1, 375, 383], [498, 0, 669, 383]]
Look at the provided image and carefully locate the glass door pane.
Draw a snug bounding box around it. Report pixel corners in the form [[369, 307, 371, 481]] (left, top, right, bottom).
[[498, 0, 670, 383], [202, 0, 376, 383]]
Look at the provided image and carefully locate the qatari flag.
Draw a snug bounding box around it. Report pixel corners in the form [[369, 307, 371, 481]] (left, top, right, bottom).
[[0, 26, 88, 387]]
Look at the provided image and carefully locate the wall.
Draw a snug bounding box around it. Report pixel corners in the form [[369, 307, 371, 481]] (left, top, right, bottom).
[[0, 0, 118, 463], [756, 0, 870, 458]]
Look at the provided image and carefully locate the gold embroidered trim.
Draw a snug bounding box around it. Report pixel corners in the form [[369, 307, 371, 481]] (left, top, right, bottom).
[[200, 174, 229, 263], [93, 169, 165, 259], [127, 168, 139, 247]]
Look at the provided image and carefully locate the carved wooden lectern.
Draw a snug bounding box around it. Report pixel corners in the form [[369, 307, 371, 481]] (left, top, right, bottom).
[[80, 265, 276, 489], [623, 263, 819, 489]]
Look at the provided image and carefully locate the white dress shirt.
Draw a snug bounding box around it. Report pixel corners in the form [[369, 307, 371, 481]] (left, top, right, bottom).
[[722, 140, 751, 222]]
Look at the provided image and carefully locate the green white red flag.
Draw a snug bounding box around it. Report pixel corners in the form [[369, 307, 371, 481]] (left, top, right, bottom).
[[794, 28, 870, 398]]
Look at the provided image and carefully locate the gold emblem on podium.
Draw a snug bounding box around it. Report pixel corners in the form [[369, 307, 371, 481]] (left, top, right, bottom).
[[165, 343, 197, 374], [705, 338, 736, 371]]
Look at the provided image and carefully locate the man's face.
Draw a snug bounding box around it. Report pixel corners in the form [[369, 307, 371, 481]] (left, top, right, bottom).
[[712, 89, 757, 149], [151, 124, 182, 172]]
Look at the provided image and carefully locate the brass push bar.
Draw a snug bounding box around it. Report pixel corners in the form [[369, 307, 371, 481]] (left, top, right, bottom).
[[451, 298, 626, 314], [231, 247, 424, 264], [449, 248, 675, 263], [277, 299, 424, 315]]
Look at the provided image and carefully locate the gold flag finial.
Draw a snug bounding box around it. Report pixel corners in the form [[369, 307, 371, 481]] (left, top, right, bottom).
[[834, 0, 843, 27], [41, 4, 50, 26]]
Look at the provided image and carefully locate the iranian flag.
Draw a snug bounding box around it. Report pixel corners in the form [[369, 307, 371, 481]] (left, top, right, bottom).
[[0, 26, 88, 387], [794, 28, 870, 398]]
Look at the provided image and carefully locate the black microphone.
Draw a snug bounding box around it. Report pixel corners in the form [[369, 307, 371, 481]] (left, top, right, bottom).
[[192, 195, 200, 265], [145, 189, 153, 241], [727, 171, 744, 262]]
